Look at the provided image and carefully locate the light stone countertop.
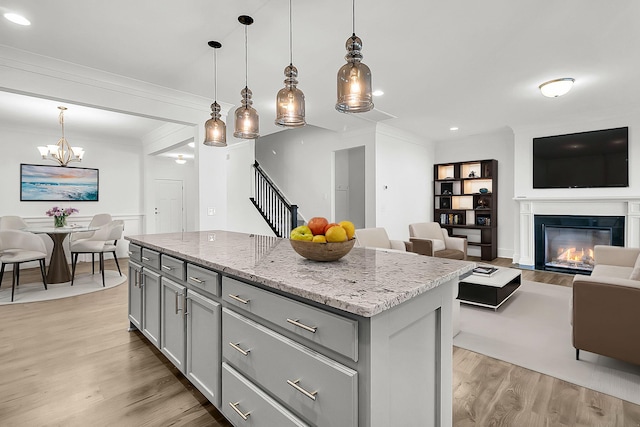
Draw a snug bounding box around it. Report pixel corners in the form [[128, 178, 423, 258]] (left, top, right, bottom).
[[126, 230, 475, 317]]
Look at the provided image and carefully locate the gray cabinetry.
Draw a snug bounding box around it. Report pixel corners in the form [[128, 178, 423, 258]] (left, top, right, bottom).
[[223, 308, 358, 427], [128, 261, 143, 330], [160, 277, 186, 373], [222, 363, 308, 427], [186, 290, 221, 407], [141, 269, 161, 348]]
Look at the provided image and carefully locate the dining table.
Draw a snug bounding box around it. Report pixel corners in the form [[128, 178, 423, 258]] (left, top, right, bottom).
[[24, 226, 99, 284]]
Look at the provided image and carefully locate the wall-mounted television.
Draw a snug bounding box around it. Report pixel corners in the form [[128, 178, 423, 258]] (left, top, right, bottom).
[[533, 127, 629, 189], [20, 164, 99, 201]]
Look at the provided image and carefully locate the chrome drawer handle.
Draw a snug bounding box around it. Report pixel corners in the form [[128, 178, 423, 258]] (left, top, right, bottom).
[[141, 256, 150, 261], [229, 401, 250, 421], [127, 251, 133, 255], [188, 276, 204, 284], [228, 294, 250, 305], [161, 265, 173, 271], [229, 342, 250, 356], [286, 318, 317, 333], [287, 379, 317, 401]]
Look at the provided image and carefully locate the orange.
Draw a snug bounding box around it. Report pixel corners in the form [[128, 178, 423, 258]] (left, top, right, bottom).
[[312, 235, 327, 243], [323, 222, 340, 234], [325, 225, 347, 242]]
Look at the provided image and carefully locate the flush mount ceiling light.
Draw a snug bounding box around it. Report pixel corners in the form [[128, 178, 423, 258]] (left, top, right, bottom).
[[539, 78, 575, 98], [233, 15, 260, 139], [175, 155, 187, 165], [37, 106, 84, 166], [275, 0, 306, 128], [4, 13, 30, 26], [336, 0, 373, 113], [204, 40, 227, 147]]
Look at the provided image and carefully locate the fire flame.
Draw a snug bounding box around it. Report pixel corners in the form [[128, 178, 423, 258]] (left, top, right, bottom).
[[556, 247, 594, 264]]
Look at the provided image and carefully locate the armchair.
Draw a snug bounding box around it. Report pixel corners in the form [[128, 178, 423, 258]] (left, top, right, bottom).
[[354, 228, 413, 253], [572, 245, 640, 365], [408, 222, 467, 260]]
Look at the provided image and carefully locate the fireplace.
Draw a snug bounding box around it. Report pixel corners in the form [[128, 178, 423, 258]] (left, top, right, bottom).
[[534, 215, 625, 274]]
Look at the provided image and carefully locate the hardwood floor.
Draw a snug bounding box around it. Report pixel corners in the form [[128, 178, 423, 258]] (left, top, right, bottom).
[[1, 258, 639, 426]]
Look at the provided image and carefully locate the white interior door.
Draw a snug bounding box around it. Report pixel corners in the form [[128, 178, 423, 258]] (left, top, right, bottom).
[[155, 179, 184, 233]]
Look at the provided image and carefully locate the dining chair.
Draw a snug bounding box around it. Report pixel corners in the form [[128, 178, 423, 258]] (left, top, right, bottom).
[[69, 213, 113, 244], [0, 216, 28, 230], [70, 220, 123, 287], [0, 230, 48, 302]]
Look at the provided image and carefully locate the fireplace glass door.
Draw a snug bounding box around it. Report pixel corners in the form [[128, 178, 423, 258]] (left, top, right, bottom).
[[543, 226, 612, 272]]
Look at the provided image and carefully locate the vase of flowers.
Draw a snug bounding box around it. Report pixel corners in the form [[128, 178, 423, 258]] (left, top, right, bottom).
[[46, 207, 78, 228]]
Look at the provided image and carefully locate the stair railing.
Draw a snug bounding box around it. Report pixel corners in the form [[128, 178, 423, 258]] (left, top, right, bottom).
[[250, 161, 298, 238]]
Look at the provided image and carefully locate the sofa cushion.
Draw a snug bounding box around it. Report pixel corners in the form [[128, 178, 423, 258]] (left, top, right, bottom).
[[591, 264, 634, 280], [629, 254, 640, 280]]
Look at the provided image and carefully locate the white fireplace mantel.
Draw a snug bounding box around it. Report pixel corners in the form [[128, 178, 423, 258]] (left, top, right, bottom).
[[515, 197, 640, 266]]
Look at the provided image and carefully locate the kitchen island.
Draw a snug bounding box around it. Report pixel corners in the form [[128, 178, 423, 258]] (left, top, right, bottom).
[[126, 230, 474, 427]]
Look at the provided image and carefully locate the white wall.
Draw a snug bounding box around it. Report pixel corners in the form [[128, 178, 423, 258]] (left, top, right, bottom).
[[0, 125, 144, 261], [434, 127, 515, 258], [375, 124, 435, 241], [256, 125, 377, 224]]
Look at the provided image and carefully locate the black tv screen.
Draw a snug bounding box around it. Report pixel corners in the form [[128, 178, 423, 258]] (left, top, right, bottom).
[[533, 127, 629, 189]]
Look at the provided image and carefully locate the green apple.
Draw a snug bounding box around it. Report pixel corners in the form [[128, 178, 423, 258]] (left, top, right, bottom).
[[291, 225, 313, 241]]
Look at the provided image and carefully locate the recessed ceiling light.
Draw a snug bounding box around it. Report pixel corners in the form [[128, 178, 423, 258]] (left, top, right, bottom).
[[450, 127, 459, 131], [175, 155, 187, 164], [188, 142, 195, 148], [539, 78, 575, 98], [4, 13, 31, 26], [372, 90, 384, 97]]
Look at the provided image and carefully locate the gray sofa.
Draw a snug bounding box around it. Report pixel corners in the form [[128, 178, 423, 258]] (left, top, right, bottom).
[[572, 245, 640, 365]]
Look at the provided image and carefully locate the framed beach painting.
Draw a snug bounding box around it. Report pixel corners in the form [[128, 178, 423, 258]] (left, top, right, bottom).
[[20, 164, 99, 201]]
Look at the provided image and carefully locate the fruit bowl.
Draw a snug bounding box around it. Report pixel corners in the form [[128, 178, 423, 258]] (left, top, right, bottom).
[[289, 238, 356, 262]]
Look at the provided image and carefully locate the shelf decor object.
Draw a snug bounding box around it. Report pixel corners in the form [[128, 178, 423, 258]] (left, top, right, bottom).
[[203, 41, 227, 147], [335, 0, 373, 113], [434, 159, 498, 260], [275, 0, 305, 127], [37, 106, 84, 166], [233, 15, 260, 139]]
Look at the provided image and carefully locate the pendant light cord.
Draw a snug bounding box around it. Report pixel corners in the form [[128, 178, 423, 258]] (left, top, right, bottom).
[[244, 24, 248, 90], [59, 109, 65, 138], [289, 0, 293, 65], [352, 0, 356, 35], [213, 48, 218, 101]]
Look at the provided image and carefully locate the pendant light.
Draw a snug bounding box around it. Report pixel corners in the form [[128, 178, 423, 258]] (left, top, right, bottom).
[[335, 0, 373, 113], [275, 0, 306, 127], [204, 41, 227, 147], [37, 106, 85, 166], [234, 15, 260, 139]]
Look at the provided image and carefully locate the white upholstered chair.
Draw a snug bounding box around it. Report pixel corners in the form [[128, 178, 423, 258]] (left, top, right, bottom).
[[70, 220, 123, 287], [408, 222, 467, 260], [70, 213, 113, 243], [354, 227, 413, 252], [0, 230, 48, 301], [0, 216, 28, 230]]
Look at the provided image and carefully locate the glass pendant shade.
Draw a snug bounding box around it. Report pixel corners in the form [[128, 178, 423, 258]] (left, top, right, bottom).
[[233, 86, 260, 139], [336, 34, 373, 113], [275, 64, 306, 127], [204, 101, 227, 146]]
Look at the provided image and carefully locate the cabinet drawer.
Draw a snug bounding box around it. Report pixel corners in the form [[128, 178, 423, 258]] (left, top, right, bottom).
[[141, 248, 160, 270], [160, 254, 186, 282], [128, 243, 141, 262], [187, 263, 220, 297], [222, 363, 308, 427], [223, 309, 357, 427], [223, 276, 358, 361]]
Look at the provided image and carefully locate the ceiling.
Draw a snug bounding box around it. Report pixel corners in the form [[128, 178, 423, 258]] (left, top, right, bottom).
[[1, 0, 639, 146]]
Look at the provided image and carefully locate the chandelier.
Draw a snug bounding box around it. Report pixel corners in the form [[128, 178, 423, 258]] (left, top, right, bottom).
[[37, 106, 84, 166]]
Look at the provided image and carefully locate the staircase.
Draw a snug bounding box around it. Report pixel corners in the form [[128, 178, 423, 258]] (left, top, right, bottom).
[[250, 161, 300, 238]]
